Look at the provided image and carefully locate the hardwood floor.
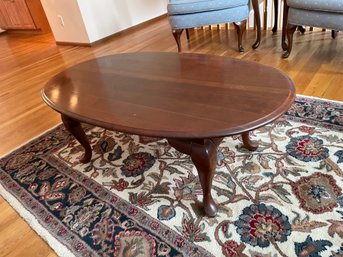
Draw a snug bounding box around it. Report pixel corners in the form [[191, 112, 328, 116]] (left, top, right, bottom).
[[0, 17, 342, 257]]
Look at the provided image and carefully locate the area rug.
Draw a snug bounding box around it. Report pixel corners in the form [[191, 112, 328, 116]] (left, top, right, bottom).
[[1, 95, 343, 257]]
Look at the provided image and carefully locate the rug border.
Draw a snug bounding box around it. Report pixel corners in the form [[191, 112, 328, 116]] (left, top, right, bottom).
[[0, 123, 61, 159], [0, 182, 75, 257], [296, 94, 343, 104], [0, 123, 75, 257]]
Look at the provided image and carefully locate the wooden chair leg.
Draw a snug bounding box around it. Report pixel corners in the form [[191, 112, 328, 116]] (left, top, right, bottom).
[[282, 24, 297, 58], [281, 0, 289, 50], [332, 30, 339, 39], [309, 27, 313, 31], [298, 26, 306, 34], [234, 20, 246, 53], [172, 29, 184, 53], [272, 0, 278, 33], [185, 29, 190, 40], [263, 0, 268, 30], [251, 0, 261, 49]]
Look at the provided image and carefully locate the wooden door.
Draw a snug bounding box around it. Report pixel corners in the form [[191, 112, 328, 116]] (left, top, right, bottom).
[[0, 0, 12, 28], [1, 0, 36, 29]]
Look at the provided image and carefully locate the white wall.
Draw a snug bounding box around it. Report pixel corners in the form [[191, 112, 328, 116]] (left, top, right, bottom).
[[40, 0, 168, 44], [40, 0, 90, 43], [248, 0, 281, 29], [79, 0, 168, 43]]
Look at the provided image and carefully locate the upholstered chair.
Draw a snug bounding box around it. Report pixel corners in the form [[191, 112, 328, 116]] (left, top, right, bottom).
[[282, 0, 343, 58], [167, 0, 261, 53]]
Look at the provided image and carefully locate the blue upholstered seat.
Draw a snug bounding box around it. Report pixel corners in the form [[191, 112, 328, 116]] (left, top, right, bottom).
[[168, 0, 249, 15], [282, 0, 343, 58], [169, 6, 249, 29], [167, 0, 261, 52], [287, 0, 343, 13]]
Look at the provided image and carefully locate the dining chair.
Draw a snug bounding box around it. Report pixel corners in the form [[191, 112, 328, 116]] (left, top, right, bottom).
[[167, 0, 261, 52]]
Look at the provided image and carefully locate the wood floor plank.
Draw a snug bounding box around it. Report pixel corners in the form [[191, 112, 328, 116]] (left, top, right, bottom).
[[0, 17, 342, 256]]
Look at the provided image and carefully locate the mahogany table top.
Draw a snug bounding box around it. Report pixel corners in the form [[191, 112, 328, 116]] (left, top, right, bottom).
[[41, 52, 295, 138]]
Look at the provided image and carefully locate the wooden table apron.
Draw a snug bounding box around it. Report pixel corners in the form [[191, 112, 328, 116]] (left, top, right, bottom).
[[41, 52, 296, 217]]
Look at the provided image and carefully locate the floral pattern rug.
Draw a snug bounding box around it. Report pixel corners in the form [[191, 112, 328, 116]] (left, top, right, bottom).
[[1, 95, 343, 257]]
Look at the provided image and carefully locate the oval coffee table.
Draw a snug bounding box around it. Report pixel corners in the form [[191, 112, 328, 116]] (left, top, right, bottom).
[[41, 52, 295, 217]]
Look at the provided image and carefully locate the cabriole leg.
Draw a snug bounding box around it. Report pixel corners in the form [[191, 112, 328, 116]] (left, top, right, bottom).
[[61, 114, 92, 163], [172, 29, 184, 53], [168, 137, 224, 216], [242, 131, 259, 151], [234, 20, 246, 53], [282, 23, 297, 58], [251, 0, 261, 49]]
